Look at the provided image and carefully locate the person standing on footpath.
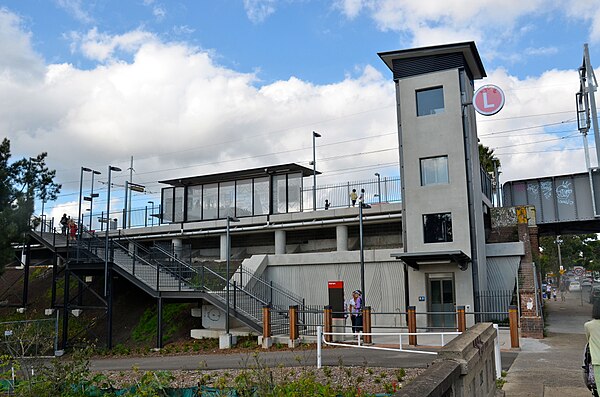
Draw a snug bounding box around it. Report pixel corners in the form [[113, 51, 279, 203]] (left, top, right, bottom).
[[585, 300, 600, 394], [349, 290, 363, 333]]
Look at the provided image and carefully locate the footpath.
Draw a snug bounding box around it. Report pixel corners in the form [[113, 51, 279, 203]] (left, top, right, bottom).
[[503, 290, 592, 397]]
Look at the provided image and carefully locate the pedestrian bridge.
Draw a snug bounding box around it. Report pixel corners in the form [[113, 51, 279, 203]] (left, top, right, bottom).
[[503, 169, 600, 235]]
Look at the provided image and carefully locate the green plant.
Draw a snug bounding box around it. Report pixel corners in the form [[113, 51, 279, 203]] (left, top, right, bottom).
[[131, 303, 189, 343], [395, 368, 406, 382]]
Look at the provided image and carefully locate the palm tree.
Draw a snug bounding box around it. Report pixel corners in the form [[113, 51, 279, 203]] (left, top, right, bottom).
[[479, 144, 501, 173]]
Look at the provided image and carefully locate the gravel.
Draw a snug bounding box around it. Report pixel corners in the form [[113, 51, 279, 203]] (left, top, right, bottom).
[[96, 365, 425, 394]]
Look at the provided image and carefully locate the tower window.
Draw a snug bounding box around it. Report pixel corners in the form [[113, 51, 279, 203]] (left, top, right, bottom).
[[421, 156, 449, 185], [416, 86, 444, 116], [423, 213, 453, 243]]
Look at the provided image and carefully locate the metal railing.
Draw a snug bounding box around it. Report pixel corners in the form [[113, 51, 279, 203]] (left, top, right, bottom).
[[301, 176, 401, 211]]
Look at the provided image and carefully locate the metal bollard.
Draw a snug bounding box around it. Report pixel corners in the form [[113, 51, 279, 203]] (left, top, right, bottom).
[[289, 305, 299, 341], [456, 306, 466, 332], [363, 306, 372, 344], [407, 306, 417, 346], [509, 305, 520, 348], [324, 305, 333, 342], [262, 305, 271, 338]]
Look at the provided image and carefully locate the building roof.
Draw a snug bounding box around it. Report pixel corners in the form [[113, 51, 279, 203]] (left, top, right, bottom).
[[159, 163, 319, 187], [378, 41, 486, 80]]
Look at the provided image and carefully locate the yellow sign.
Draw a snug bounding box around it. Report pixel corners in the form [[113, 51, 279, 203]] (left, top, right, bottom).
[[516, 206, 528, 224], [548, 272, 555, 277], [559, 269, 566, 275]]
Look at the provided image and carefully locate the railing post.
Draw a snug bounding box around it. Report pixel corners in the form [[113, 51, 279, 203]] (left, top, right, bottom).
[[156, 255, 160, 291], [323, 305, 333, 342], [262, 305, 272, 349], [457, 305, 466, 332], [178, 255, 182, 291], [407, 305, 417, 346], [132, 246, 136, 276], [289, 305, 299, 347], [363, 306, 372, 344], [233, 281, 237, 311], [509, 305, 520, 348]]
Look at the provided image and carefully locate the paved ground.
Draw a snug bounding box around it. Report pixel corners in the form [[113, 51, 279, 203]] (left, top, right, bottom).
[[503, 289, 593, 397], [90, 329, 518, 372]]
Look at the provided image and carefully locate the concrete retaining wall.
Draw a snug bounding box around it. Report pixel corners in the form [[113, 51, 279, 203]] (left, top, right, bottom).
[[394, 323, 498, 397]]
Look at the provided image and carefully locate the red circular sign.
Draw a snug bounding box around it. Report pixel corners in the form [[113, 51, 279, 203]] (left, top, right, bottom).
[[473, 84, 505, 116]]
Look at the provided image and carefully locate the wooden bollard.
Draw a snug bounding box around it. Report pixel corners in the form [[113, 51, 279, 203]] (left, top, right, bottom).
[[456, 306, 466, 332], [289, 305, 299, 342], [407, 306, 417, 346], [324, 305, 333, 342], [262, 305, 271, 338], [509, 305, 520, 348], [363, 306, 372, 344]]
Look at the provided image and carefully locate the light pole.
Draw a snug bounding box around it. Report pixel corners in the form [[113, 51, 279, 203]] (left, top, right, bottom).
[[312, 131, 321, 211], [78, 167, 93, 240], [359, 202, 371, 306], [88, 170, 101, 232], [104, 165, 121, 296], [375, 173, 381, 204], [148, 201, 155, 227], [225, 216, 240, 337]]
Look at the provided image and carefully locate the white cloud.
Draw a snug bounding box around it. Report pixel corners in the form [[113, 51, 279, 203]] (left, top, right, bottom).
[[243, 0, 277, 24], [55, 0, 93, 24], [334, 0, 600, 52], [0, 8, 46, 82], [70, 27, 157, 62], [153, 6, 166, 20], [525, 47, 559, 56], [334, 0, 366, 19]]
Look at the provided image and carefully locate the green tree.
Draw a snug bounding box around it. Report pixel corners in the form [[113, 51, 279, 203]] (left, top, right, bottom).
[[479, 143, 501, 173], [0, 138, 61, 272], [539, 234, 600, 274]]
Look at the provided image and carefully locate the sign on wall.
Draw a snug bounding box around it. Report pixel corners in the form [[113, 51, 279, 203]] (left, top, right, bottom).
[[473, 84, 505, 116]]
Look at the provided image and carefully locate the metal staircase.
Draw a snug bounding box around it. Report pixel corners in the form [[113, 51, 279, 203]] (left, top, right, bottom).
[[30, 226, 305, 335]]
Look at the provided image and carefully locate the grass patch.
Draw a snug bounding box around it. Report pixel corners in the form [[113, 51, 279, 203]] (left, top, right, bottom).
[[132, 303, 189, 343]]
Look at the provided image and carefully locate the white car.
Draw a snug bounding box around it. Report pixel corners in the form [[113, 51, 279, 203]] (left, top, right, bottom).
[[569, 281, 581, 292]]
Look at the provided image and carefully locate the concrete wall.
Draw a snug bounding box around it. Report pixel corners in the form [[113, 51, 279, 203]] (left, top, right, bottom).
[[394, 323, 498, 397], [264, 249, 407, 328], [407, 264, 474, 328]]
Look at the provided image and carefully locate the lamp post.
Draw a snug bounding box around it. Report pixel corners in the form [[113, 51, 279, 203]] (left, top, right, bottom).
[[88, 170, 101, 232], [375, 173, 381, 204], [359, 202, 371, 306], [104, 165, 121, 296], [225, 216, 240, 338], [148, 201, 155, 227], [312, 131, 321, 211], [78, 167, 93, 240]]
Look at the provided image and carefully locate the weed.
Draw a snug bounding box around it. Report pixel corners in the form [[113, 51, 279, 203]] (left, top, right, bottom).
[[395, 368, 406, 382]]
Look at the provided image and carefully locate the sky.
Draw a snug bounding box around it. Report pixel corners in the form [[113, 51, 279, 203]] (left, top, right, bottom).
[[3, 0, 600, 223]]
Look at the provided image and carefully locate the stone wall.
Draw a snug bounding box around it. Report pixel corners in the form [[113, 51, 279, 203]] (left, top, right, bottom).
[[394, 323, 498, 397]]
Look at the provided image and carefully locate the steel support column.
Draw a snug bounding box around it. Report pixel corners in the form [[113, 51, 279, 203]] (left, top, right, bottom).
[[157, 297, 163, 349], [61, 269, 70, 350], [106, 266, 113, 349]]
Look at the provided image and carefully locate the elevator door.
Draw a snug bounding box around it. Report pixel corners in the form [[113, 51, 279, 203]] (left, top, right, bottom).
[[429, 275, 456, 328]]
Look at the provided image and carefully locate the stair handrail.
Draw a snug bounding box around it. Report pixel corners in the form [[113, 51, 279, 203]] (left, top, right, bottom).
[[237, 265, 304, 305]]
